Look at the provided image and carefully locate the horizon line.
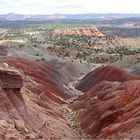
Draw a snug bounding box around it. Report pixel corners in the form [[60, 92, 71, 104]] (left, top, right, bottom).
[[1, 13, 140, 15]]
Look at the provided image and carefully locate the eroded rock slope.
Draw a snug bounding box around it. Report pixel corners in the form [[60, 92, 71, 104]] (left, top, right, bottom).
[[0, 45, 79, 139], [71, 66, 140, 139]]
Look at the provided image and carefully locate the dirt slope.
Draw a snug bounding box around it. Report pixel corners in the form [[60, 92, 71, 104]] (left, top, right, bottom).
[[1, 44, 140, 139], [71, 66, 140, 139], [0, 57, 82, 139], [0, 45, 80, 139], [75, 65, 140, 92]]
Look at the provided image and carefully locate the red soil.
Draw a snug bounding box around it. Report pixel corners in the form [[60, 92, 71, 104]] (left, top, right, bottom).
[[76, 65, 140, 92], [71, 66, 140, 139], [1, 44, 140, 139], [0, 45, 78, 139], [54, 28, 104, 37]]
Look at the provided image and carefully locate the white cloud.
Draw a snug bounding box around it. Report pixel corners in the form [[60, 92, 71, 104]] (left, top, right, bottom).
[[0, 0, 140, 14]]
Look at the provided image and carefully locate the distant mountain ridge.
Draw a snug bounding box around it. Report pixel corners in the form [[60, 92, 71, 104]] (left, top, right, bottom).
[[0, 13, 140, 21]]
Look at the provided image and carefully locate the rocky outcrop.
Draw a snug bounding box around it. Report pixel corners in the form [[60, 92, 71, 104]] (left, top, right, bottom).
[[54, 28, 104, 37], [71, 66, 140, 139], [0, 56, 79, 139], [0, 68, 22, 89], [0, 64, 25, 139]]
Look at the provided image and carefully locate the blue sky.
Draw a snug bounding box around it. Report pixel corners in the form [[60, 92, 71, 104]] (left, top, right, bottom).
[[0, 0, 140, 15]]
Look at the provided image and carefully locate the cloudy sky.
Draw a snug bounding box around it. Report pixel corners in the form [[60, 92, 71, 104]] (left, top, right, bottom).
[[0, 0, 140, 15]]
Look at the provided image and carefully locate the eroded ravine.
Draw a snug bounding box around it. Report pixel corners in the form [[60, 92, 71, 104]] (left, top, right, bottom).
[[62, 74, 94, 139]]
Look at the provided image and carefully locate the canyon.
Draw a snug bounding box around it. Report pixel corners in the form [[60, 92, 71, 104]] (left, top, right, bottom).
[[0, 44, 140, 139]]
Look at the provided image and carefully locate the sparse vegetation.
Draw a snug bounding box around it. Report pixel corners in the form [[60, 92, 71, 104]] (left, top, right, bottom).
[[0, 22, 140, 65], [63, 106, 91, 139], [19, 128, 28, 136]]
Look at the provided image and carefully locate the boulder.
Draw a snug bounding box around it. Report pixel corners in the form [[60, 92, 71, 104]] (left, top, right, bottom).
[[0, 69, 23, 89]]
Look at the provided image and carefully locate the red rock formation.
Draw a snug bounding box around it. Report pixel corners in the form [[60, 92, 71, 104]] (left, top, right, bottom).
[[76, 65, 140, 92], [1, 44, 140, 139], [54, 28, 104, 37], [0, 55, 78, 139], [0, 68, 22, 89], [71, 66, 140, 139]]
